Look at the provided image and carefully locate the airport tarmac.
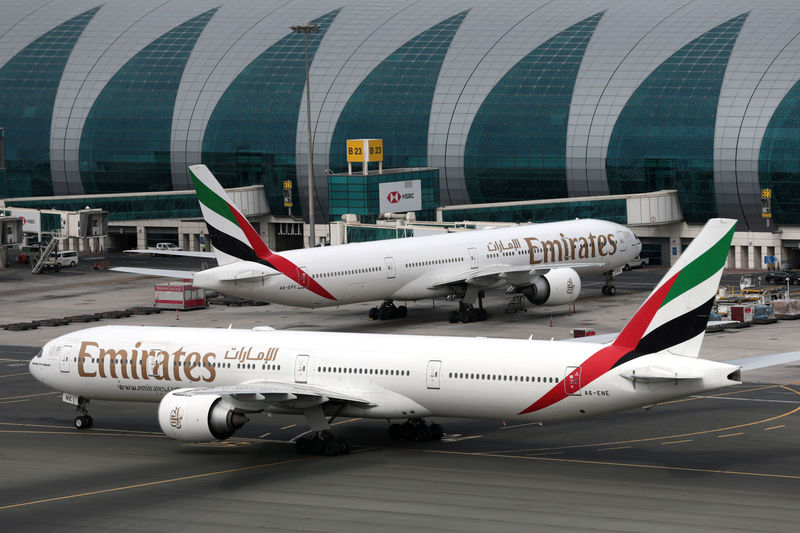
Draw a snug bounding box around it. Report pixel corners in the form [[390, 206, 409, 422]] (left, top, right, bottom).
[[2, 255, 800, 530]]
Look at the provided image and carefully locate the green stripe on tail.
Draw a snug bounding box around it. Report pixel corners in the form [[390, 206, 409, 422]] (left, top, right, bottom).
[[189, 169, 237, 226]]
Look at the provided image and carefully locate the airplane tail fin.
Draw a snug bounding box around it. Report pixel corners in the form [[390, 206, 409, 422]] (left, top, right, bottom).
[[188, 164, 273, 266], [611, 218, 736, 359]]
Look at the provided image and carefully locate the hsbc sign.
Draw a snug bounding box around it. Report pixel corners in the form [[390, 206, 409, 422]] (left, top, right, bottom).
[[379, 180, 422, 214]]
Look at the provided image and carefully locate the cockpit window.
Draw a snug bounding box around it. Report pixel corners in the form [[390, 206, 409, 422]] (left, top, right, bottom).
[[34, 349, 43, 359]]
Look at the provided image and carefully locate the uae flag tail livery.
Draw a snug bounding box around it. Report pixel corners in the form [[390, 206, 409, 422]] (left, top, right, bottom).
[[521, 218, 736, 414], [188, 164, 335, 301]]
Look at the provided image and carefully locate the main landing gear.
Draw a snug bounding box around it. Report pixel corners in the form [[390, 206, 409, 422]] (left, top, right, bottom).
[[601, 271, 617, 296], [73, 396, 93, 430], [295, 430, 351, 456], [388, 419, 443, 442], [368, 300, 407, 320], [294, 405, 351, 457], [448, 304, 487, 323], [448, 289, 488, 323]]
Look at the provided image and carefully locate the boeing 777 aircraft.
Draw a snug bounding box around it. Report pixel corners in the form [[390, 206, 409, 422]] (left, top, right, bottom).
[[32, 218, 794, 455], [114, 165, 642, 322]]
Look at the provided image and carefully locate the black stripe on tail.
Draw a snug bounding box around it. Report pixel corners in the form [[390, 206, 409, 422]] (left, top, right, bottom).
[[612, 296, 715, 368]]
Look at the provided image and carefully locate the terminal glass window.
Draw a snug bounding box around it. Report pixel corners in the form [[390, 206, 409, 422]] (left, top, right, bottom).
[[79, 9, 217, 194], [759, 78, 800, 225], [464, 12, 603, 204], [329, 11, 467, 173], [202, 9, 339, 217], [606, 13, 748, 223], [0, 8, 98, 198]]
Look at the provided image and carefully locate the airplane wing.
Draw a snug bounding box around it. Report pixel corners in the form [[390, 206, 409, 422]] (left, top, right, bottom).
[[124, 249, 217, 259], [173, 381, 376, 408], [429, 262, 603, 289], [110, 267, 195, 279]]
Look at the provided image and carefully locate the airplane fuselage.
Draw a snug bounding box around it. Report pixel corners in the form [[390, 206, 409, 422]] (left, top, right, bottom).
[[194, 219, 641, 307], [31, 325, 737, 424]]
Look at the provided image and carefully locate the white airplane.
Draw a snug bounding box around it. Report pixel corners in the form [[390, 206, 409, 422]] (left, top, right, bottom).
[[32, 218, 796, 455], [114, 164, 642, 322]]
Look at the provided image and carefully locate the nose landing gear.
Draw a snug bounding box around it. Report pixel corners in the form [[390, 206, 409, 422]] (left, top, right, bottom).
[[73, 396, 93, 429]]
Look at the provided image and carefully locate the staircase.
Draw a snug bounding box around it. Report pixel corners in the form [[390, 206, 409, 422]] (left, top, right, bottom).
[[31, 237, 59, 274]]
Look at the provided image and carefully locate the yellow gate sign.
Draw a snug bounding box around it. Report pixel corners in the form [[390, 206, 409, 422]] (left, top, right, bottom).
[[347, 139, 383, 163], [282, 180, 292, 207]]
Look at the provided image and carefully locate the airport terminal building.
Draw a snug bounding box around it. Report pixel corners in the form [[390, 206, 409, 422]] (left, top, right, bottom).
[[2, 0, 800, 267]]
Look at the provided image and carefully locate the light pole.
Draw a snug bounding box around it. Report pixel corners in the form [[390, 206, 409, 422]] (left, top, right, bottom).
[[292, 22, 320, 248]]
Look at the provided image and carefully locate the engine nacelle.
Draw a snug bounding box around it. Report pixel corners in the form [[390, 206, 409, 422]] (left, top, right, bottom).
[[158, 390, 248, 442], [518, 268, 581, 306]]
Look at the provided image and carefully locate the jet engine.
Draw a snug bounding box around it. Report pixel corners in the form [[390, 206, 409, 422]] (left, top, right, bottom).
[[158, 390, 248, 442], [517, 267, 581, 306]]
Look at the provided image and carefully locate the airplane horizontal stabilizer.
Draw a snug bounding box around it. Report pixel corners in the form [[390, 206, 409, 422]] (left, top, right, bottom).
[[110, 266, 195, 279], [725, 351, 800, 371], [124, 249, 216, 259]]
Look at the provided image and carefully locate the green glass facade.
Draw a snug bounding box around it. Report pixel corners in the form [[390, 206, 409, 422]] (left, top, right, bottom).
[[202, 9, 339, 217], [606, 13, 748, 223], [464, 12, 603, 204], [440, 198, 626, 224], [10, 193, 201, 221], [329, 11, 467, 173], [79, 9, 216, 194], [328, 168, 439, 222], [346, 225, 413, 243], [759, 79, 800, 225], [0, 8, 98, 198]]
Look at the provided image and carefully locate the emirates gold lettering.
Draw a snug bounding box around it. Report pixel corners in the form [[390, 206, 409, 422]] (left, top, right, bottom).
[[519, 232, 617, 265]]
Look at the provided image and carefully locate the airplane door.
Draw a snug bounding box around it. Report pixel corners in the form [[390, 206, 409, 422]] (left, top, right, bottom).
[[58, 345, 72, 373], [615, 231, 628, 253], [294, 354, 309, 383], [297, 266, 309, 288], [564, 366, 581, 396], [384, 257, 396, 279], [426, 360, 442, 390], [468, 247, 478, 269]]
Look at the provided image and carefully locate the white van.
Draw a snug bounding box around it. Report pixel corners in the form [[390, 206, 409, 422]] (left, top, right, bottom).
[[49, 250, 79, 267]]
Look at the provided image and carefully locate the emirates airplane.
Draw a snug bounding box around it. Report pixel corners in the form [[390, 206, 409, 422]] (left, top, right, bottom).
[[114, 165, 642, 322], [31, 218, 792, 455]]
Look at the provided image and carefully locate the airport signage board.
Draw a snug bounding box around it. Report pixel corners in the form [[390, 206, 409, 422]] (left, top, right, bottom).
[[9, 209, 39, 232], [347, 139, 383, 163], [379, 180, 421, 213]]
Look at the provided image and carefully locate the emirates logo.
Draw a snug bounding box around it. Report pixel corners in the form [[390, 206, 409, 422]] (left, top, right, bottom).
[[169, 407, 183, 429], [387, 191, 401, 203], [566, 278, 575, 295]]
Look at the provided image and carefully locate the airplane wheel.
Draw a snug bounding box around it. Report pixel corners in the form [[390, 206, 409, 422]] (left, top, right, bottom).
[[368, 308, 379, 320], [429, 423, 443, 441], [607, 286, 616, 296], [601, 286, 608, 295], [448, 311, 458, 323], [322, 439, 339, 457], [379, 307, 390, 320], [74, 416, 88, 430], [398, 305, 407, 318], [415, 423, 431, 442], [401, 423, 416, 442], [389, 423, 403, 441], [476, 308, 488, 321], [85, 415, 94, 428], [338, 439, 351, 455]]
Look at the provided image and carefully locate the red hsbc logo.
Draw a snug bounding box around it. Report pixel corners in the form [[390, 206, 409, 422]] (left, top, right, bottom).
[[387, 191, 401, 204]]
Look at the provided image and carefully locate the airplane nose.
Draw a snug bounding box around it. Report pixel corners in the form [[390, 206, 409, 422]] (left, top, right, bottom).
[[29, 349, 44, 384]]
